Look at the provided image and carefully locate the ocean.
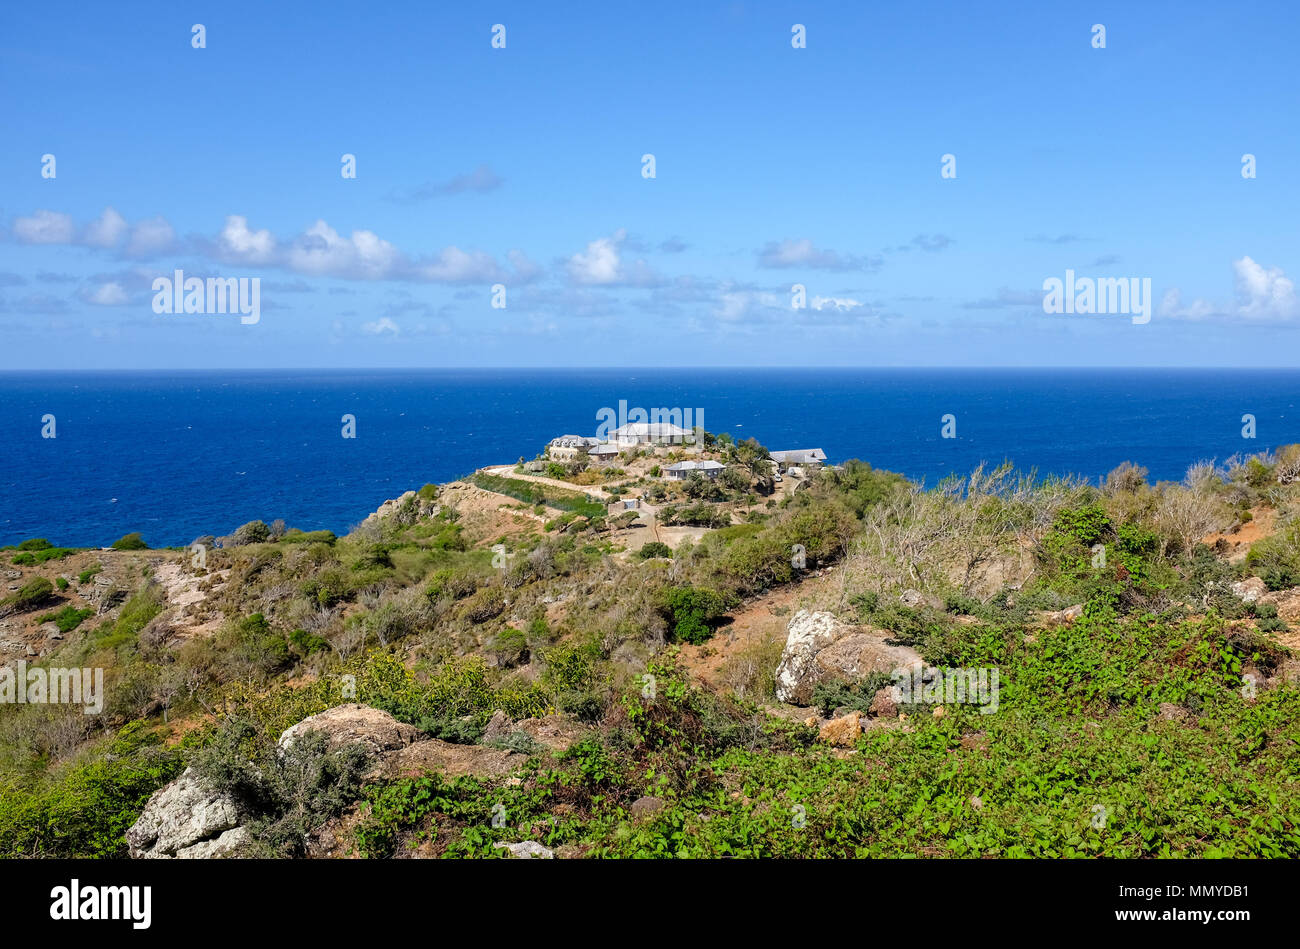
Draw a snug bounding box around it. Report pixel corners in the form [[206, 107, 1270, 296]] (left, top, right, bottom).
[[1, 368, 1297, 548]]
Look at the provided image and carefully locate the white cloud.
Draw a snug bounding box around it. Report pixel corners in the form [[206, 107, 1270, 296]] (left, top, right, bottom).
[[217, 215, 276, 264], [417, 246, 505, 283], [287, 220, 401, 279], [757, 238, 882, 272], [125, 216, 175, 257], [361, 316, 400, 335], [13, 210, 75, 244], [810, 295, 864, 311], [1160, 257, 1298, 322], [1234, 255, 1297, 320], [81, 281, 129, 306], [83, 207, 128, 248], [567, 229, 625, 285], [564, 229, 662, 286]]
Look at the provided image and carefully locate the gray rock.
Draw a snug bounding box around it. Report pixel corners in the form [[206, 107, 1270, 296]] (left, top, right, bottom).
[[278, 703, 422, 758], [775, 610, 922, 706], [629, 795, 666, 823], [1231, 578, 1267, 604], [126, 768, 247, 859], [493, 840, 554, 859]]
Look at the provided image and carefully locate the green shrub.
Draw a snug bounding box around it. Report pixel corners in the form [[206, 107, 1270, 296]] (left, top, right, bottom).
[[36, 605, 95, 634], [17, 538, 52, 551], [13, 547, 74, 566], [232, 521, 271, 546], [659, 586, 728, 644], [637, 541, 673, 560], [110, 532, 149, 550], [1, 577, 55, 614]]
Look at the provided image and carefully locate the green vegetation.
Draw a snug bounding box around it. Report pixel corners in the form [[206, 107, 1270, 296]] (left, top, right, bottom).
[[4, 444, 1299, 859], [35, 605, 96, 633], [110, 532, 149, 550], [469, 472, 606, 519], [0, 577, 55, 614]]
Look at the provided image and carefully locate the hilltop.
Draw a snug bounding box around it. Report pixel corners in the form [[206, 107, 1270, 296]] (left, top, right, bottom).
[[2, 435, 1299, 858]]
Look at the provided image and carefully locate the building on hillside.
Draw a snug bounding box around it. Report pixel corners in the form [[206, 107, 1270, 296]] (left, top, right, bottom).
[[769, 448, 827, 471], [548, 435, 602, 461], [610, 422, 696, 446], [663, 459, 727, 481], [587, 444, 620, 464]]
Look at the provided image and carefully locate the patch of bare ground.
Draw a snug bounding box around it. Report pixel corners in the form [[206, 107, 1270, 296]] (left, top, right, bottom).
[[1203, 506, 1277, 561], [677, 567, 841, 692], [435, 481, 548, 545], [153, 559, 230, 641]]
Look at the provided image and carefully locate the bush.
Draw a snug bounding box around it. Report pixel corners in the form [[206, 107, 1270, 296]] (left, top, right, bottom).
[[189, 718, 370, 857], [12, 547, 74, 566], [1, 577, 55, 614], [36, 605, 95, 634], [659, 586, 728, 644], [0, 728, 182, 857], [110, 532, 149, 550], [637, 541, 673, 560], [232, 521, 271, 546], [17, 538, 52, 551]]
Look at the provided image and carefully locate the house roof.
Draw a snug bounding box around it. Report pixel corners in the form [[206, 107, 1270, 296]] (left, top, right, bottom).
[[611, 422, 694, 439], [550, 435, 601, 448], [770, 449, 827, 463], [664, 460, 726, 472], [587, 444, 619, 454]]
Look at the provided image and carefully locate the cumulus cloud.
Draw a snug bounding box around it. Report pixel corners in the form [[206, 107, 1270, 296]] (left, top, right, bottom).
[[810, 295, 865, 311], [217, 215, 277, 264], [83, 207, 128, 248], [124, 216, 176, 257], [286, 220, 403, 279], [13, 210, 75, 244], [756, 238, 882, 272], [80, 281, 130, 306], [1160, 257, 1298, 322], [565, 229, 662, 287], [416, 246, 507, 283], [9, 207, 539, 289], [361, 316, 401, 335]]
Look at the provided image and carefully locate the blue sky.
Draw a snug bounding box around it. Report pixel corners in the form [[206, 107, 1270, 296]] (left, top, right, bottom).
[[2, 0, 1298, 368]]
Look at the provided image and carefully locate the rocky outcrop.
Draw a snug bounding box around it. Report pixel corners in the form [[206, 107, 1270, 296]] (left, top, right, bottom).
[[1231, 578, 1268, 604], [364, 490, 439, 525], [125, 768, 248, 859], [130, 704, 539, 858], [818, 711, 862, 747], [774, 609, 923, 706], [629, 795, 666, 823], [279, 703, 423, 757], [493, 840, 554, 859]]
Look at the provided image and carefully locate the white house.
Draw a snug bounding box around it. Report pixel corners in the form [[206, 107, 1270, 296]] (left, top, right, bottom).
[[610, 422, 696, 446], [548, 435, 601, 461], [587, 444, 620, 464], [769, 448, 827, 470], [663, 460, 726, 481]]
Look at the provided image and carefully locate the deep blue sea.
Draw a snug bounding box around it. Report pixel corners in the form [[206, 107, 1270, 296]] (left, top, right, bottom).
[[2, 368, 1298, 548]]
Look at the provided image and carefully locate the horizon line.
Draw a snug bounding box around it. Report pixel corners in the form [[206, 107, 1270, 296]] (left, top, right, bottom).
[[5, 365, 1300, 373]]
